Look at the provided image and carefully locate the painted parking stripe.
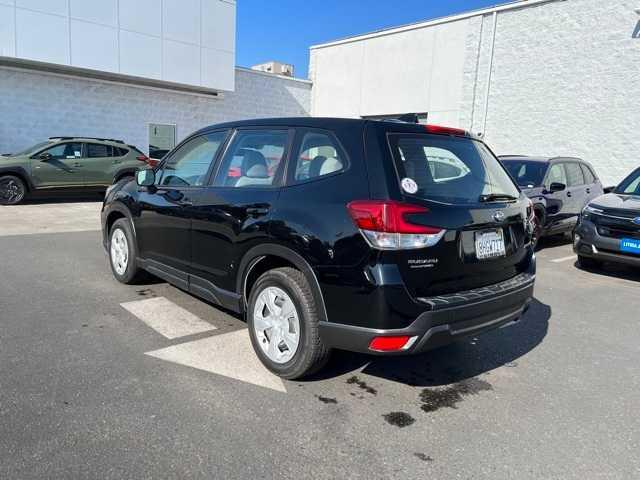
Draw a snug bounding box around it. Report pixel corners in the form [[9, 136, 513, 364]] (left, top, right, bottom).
[[120, 296, 216, 339], [146, 329, 287, 393], [551, 255, 578, 263]]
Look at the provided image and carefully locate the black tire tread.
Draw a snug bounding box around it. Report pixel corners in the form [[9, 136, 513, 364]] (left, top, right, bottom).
[[249, 267, 330, 379], [109, 218, 145, 284]]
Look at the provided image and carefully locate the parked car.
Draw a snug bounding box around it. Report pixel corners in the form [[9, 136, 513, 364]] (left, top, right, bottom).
[[0, 137, 153, 205], [574, 167, 640, 269], [102, 118, 536, 379], [499, 156, 604, 247]]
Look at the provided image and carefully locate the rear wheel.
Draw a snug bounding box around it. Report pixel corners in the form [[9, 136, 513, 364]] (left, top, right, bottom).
[[247, 267, 331, 379], [109, 218, 144, 284], [0, 175, 26, 205]]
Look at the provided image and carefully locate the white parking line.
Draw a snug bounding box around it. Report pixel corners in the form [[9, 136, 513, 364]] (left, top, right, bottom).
[[120, 297, 216, 339], [146, 329, 287, 393], [551, 255, 578, 263]]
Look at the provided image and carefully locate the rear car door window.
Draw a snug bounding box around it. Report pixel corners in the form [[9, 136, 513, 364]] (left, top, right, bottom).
[[159, 132, 227, 187], [214, 130, 289, 188], [565, 163, 585, 187], [41, 142, 83, 160], [546, 164, 567, 187], [87, 143, 112, 158], [292, 130, 345, 182], [580, 164, 596, 184]]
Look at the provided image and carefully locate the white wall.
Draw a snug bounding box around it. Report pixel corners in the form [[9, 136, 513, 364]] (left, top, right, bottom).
[[0, 66, 311, 155], [0, 0, 236, 91], [309, 17, 469, 125], [310, 0, 640, 186]]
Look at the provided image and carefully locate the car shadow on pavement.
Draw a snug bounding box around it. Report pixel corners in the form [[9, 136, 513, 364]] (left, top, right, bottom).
[[21, 192, 105, 204], [310, 298, 551, 387], [575, 261, 640, 282]]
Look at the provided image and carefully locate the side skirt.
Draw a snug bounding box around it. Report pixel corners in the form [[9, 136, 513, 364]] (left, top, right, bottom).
[[138, 258, 243, 314]]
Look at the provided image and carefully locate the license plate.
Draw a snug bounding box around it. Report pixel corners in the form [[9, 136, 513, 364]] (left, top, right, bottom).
[[620, 238, 640, 255], [475, 229, 506, 260]]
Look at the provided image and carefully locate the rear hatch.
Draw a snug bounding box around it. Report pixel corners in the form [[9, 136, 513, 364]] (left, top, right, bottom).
[[373, 127, 531, 299]]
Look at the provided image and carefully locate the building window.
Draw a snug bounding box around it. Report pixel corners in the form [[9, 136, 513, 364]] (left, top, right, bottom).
[[149, 124, 176, 160]]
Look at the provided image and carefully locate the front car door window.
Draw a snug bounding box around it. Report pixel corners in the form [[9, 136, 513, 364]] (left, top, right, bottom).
[[160, 133, 227, 188], [214, 130, 289, 188], [41, 142, 83, 160]]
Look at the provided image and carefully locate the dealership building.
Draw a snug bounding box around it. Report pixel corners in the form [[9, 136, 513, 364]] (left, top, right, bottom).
[[1, 0, 638, 186], [310, 0, 640, 185], [0, 0, 310, 157]]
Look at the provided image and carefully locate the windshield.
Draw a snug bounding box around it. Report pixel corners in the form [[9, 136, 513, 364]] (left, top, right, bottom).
[[388, 134, 520, 204], [12, 141, 52, 157], [501, 160, 548, 188], [615, 169, 640, 196]]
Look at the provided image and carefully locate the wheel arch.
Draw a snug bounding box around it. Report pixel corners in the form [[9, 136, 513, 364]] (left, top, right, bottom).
[[0, 167, 34, 192], [113, 168, 138, 184], [103, 202, 137, 246], [237, 244, 328, 323]]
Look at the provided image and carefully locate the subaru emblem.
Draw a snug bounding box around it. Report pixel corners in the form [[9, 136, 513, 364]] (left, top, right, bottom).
[[633, 217, 640, 226], [493, 211, 506, 222]]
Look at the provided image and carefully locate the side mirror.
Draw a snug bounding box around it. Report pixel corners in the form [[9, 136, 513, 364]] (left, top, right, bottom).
[[136, 169, 156, 187], [549, 182, 566, 193], [39, 153, 52, 161]]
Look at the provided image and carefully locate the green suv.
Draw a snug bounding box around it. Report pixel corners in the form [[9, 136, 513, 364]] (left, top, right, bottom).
[[0, 137, 153, 205]]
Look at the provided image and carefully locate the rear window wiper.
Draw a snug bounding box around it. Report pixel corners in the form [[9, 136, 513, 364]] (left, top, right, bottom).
[[479, 193, 519, 203]]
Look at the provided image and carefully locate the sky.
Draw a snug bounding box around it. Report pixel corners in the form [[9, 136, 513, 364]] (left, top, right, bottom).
[[236, 0, 509, 78]]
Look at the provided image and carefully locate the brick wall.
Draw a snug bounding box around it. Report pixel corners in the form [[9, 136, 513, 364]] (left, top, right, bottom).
[[461, 0, 640, 185], [0, 67, 311, 155]]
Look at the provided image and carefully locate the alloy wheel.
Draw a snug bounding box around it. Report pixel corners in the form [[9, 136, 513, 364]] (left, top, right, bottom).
[[0, 178, 24, 205]]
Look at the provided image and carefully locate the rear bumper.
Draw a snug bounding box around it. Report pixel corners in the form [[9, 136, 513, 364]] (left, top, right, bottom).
[[574, 219, 640, 267], [319, 271, 535, 355]]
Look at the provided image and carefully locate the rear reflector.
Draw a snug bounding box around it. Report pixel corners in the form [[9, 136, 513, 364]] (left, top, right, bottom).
[[424, 124, 468, 136], [347, 200, 445, 250], [369, 336, 412, 352]]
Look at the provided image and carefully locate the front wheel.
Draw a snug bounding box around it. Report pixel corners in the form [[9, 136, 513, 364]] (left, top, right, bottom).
[[109, 218, 144, 284], [247, 267, 331, 379], [0, 175, 26, 205]]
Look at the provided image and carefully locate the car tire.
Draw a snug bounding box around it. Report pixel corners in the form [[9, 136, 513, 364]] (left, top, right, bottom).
[[577, 255, 601, 270], [247, 267, 331, 379], [116, 175, 135, 185], [108, 218, 144, 284], [0, 175, 27, 205]]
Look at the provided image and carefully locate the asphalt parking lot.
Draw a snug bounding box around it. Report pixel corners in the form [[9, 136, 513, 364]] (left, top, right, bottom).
[[1, 200, 639, 479]]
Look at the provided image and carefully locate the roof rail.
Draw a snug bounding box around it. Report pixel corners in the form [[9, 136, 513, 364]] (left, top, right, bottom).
[[49, 136, 125, 144]]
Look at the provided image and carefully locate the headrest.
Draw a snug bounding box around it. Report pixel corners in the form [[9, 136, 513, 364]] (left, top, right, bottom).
[[239, 149, 268, 176], [308, 156, 327, 178]]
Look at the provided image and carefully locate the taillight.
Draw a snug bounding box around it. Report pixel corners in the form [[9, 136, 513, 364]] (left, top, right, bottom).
[[424, 124, 468, 136], [347, 200, 445, 250], [137, 155, 159, 168]]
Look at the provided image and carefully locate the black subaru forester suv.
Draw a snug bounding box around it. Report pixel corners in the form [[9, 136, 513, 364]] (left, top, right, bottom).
[[102, 118, 536, 379]]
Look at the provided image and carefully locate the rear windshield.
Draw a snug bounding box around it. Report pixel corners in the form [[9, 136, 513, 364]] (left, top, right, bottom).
[[388, 134, 519, 204], [501, 160, 548, 188]]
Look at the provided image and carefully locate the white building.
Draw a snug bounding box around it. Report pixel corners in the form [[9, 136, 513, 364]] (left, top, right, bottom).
[[310, 0, 640, 185], [0, 0, 311, 155]]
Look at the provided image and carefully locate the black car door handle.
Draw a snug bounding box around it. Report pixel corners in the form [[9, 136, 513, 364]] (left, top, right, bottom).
[[566, 191, 572, 197], [246, 207, 269, 216]]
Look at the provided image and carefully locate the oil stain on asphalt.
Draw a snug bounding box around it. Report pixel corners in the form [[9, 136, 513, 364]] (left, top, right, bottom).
[[414, 453, 434, 462], [316, 395, 338, 404], [346, 376, 377, 395], [383, 412, 415, 427], [420, 378, 492, 413]]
